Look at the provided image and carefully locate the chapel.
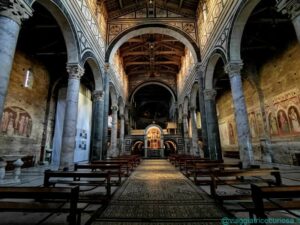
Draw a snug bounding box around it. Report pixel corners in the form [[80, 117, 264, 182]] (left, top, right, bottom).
[[0, 0, 300, 224]]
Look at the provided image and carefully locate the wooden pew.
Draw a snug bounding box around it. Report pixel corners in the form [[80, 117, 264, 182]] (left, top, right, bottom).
[[209, 168, 282, 203], [0, 186, 81, 225], [43, 170, 111, 203], [190, 161, 242, 185], [250, 184, 300, 220], [183, 159, 224, 176], [74, 163, 124, 185], [92, 160, 132, 176]]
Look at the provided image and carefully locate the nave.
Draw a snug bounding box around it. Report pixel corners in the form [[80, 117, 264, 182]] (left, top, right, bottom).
[[92, 160, 227, 225], [1, 158, 300, 225]]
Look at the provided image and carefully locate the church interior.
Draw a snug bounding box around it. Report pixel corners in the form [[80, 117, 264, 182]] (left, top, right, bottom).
[[0, 0, 300, 224]]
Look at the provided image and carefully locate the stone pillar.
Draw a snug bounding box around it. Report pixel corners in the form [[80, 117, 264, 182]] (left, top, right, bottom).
[[277, 0, 300, 42], [225, 62, 253, 167], [197, 65, 209, 158], [190, 107, 200, 156], [119, 114, 125, 155], [108, 105, 118, 157], [204, 89, 222, 160], [0, 0, 32, 117], [91, 90, 104, 160], [60, 64, 84, 170], [182, 114, 190, 154], [102, 64, 110, 159]]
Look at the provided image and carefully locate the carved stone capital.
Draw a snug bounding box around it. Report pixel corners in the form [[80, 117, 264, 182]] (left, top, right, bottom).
[[92, 90, 104, 101], [111, 105, 118, 112], [277, 0, 300, 20], [66, 64, 84, 80], [104, 63, 110, 72], [0, 0, 32, 25], [204, 89, 217, 101], [225, 62, 243, 78], [189, 106, 196, 112]]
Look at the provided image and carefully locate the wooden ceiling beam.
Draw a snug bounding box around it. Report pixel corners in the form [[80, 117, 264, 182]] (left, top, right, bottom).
[[122, 50, 184, 57], [126, 61, 180, 67], [119, 0, 123, 8]]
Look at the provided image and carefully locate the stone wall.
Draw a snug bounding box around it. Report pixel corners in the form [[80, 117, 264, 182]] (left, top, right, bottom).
[[0, 51, 50, 162], [217, 43, 300, 164]]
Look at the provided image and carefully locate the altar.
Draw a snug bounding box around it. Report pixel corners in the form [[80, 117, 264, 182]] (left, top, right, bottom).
[[144, 124, 164, 158]]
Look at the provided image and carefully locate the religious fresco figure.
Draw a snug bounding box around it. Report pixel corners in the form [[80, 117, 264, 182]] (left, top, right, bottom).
[[277, 110, 290, 134], [249, 112, 257, 138], [0, 106, 32, 137], [288, 106, 300, 133], [228, 122, 235, 145], [269, 113, 278, 135]]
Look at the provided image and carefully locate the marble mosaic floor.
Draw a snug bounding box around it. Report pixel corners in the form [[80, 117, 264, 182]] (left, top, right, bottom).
[[92, 160, 229, 225]]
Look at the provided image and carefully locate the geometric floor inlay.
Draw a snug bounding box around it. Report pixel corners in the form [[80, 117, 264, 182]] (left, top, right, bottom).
[[93, 159, 229, 225]]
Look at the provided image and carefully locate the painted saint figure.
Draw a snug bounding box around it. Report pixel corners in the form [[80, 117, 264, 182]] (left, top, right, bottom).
[[288, 106, 300, 133], [269, 113, 279, 135], [277, 110, 290, 134]]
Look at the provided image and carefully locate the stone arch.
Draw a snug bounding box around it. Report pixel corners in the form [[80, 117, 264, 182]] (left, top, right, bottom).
[[205, 48, 228, 89], [178, 105, 183, 123], [183, 96, 189, 116], [190, 82, 199, 109], [228, 0, 261, 61], [129, 81, 176, 105], [118, 96, 125, 116], [105, 24, 201, 63], [32, 0, 80, 63], [109, 84, 118, 106], [81, 51, 103, 91]]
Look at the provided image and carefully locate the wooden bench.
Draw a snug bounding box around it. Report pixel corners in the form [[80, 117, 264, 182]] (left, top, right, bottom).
[[223, 151, 240, 159], [92, 160, 132, 176], [183, 159, 224, 176], [0, 186, 82, 225], [74, 163, 124, 185], [250, 184, 300, 220], [43, 170, 111, 203], [210, 168, 282, 203], [190, 161, 242, 185]]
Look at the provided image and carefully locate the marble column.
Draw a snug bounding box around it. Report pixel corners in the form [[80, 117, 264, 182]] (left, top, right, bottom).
[[102, 64, 110, 159], [119, 114, 125, 155], [190, 107, 200, 156], [277, 0, 300, 42], [108, 105, 118, 157], [0, 0, 32, 117], [225, 62, 253, 167], [91, 90, 104, 160], [60, 64, 84, 170], [204, 89, 222, 160], [182, 114, 190, 154], [197, 65, 209, 158]]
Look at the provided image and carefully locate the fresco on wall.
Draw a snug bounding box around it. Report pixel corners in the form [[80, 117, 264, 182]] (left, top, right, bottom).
[[266, 88, 300, 137], [0, 106, 32, 137], [268, 112, 279, 135], [249, 112, 258, 138], [288, 106, 300, 133], [277, 110, 290, 134], [228, 122, 236, 145]]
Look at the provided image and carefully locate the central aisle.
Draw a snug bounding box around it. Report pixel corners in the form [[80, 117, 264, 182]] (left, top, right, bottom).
[[93, 159, 228, 225]]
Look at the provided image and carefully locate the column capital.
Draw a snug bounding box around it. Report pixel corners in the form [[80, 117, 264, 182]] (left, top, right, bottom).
[[111, 105, 118, 112], [225, 61, 243, 76], [104, 63, 110, 72], [182, 113, 188, 118], [277, 0, 300, 20], [66, 64, 84, 80], [92, 90, 104, 101], [0, 0, 32, 25], [189, 106, 196, 112], [204, 89, 217, 101]]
